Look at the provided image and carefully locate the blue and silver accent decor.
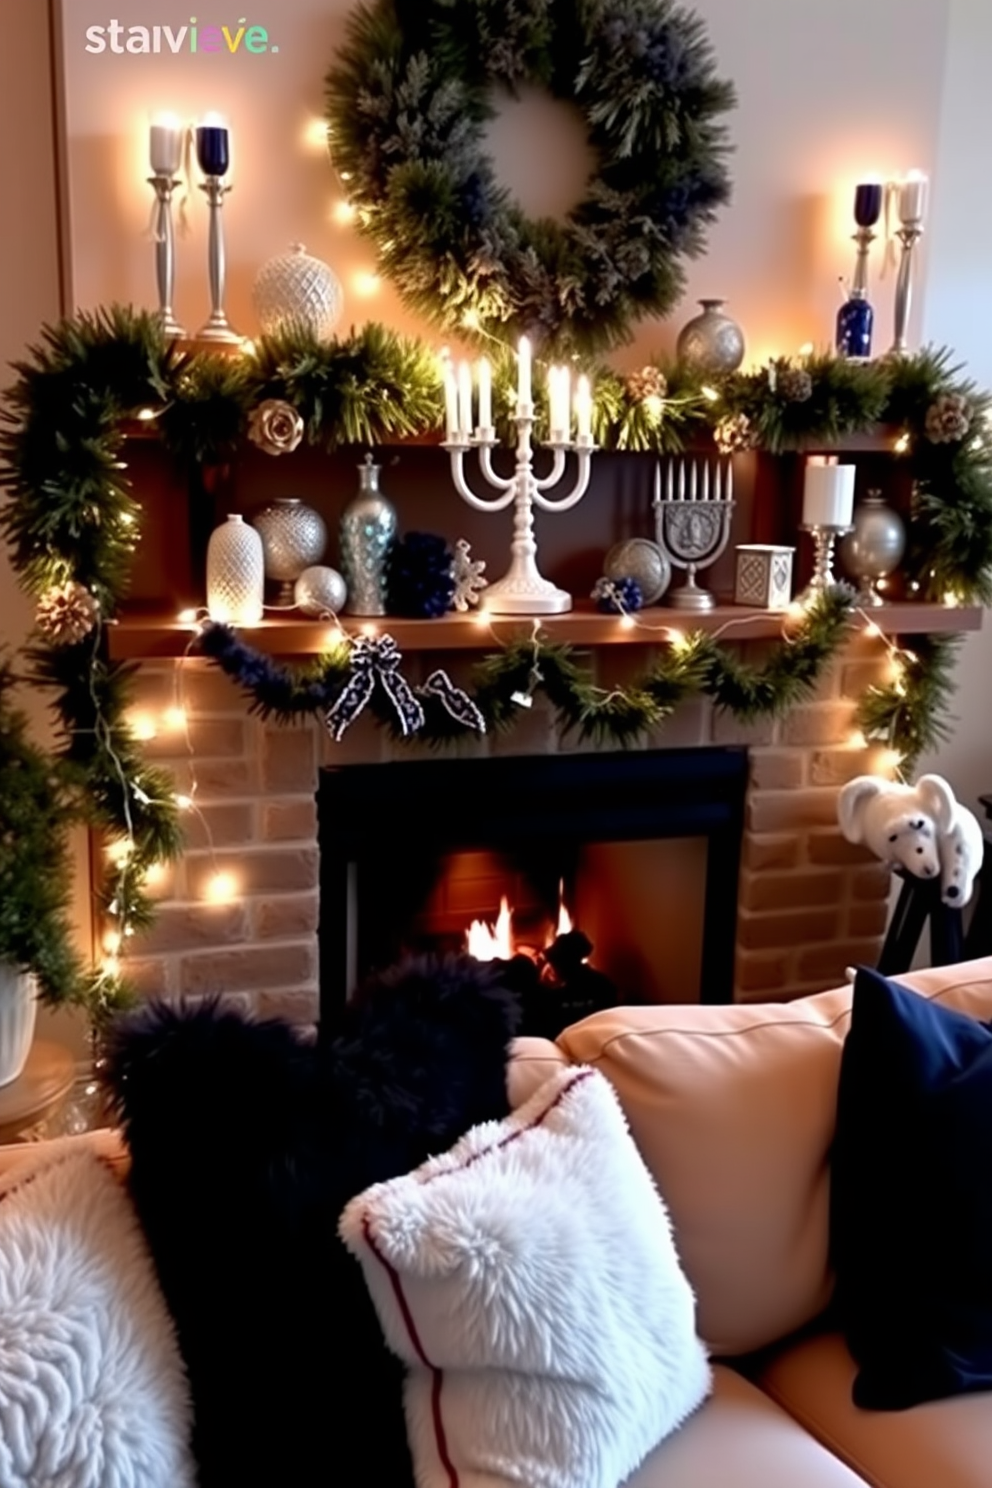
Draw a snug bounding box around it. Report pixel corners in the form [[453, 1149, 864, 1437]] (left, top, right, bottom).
[[836, 181, 883, 361]]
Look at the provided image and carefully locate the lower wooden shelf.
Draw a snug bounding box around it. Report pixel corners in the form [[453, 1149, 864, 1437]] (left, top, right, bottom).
[[107, 601, 984, 659]]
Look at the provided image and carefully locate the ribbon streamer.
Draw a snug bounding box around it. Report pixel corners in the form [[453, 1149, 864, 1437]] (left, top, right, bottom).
[[420, 670, 487, 733], [325, 635, 425, 741]]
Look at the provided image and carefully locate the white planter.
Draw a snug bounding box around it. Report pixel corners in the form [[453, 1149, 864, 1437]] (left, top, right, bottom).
[[0, 966, 38, 1088]]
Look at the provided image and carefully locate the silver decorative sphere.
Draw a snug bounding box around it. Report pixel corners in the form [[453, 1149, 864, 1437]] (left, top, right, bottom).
[[252, 497, 327, 605], [676, 298, 746, 375], [839, 494, 906, 606], [252, 242, 343, 341], [294, 565, 347, 617], [604, 538, 671, 605]]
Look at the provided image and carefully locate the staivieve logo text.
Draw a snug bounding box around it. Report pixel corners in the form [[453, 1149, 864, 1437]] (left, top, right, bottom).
[[84, 18, 279, 54]]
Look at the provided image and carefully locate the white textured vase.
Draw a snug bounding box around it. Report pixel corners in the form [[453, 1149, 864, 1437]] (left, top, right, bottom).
[[0, 966, 37, 1088], [207, 514, 265, 624], [252, 242, 343, 341]]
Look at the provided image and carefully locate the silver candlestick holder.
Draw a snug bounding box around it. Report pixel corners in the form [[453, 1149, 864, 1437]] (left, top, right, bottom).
[[800, 523, 852, 602], [148, 174, 185, 339], [196, 176, 240, 344], [891, 219, 923, 354], [653, 458, 735, 611], [445, 413, 596, 615]]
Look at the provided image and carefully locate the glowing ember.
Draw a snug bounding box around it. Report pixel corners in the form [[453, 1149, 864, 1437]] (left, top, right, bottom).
[[466, 896, 513, 961]]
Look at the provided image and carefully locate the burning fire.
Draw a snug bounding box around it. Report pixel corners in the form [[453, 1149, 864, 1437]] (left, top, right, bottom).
[[466, 897, 513, 961], [465, 882, 573, 962]]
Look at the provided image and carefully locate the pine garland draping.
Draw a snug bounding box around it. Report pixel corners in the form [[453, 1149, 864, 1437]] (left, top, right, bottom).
[[2, 304, 991, 1012]]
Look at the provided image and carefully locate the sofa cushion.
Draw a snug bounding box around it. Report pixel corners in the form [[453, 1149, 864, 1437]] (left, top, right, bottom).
[[556, 958, 992, 1356], [760, 1331, 992, 1488], [341, 1066, 710, 1488], [0, 1146, 195, 1487], [626, 1364, 868, 1487], [832, 967, 992, 1408]]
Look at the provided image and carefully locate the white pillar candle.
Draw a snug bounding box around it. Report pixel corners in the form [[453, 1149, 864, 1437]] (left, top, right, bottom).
[[477, 358, 492, 431], [150, 113, 184, 175], [575, 375, 592, 439], [517, 336, 532, 408], [803, 460, 856, 527], [458, 361, 473, 438], [899, 170, 928, 224], [444, 363, 459, 440]]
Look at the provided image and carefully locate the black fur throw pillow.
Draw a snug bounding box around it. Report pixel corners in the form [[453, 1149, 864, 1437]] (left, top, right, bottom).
[[103, 957, 520, 1488]]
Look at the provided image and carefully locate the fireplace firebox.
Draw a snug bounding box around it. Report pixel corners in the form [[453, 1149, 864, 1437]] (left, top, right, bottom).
[[317, 747, 749, 1018]]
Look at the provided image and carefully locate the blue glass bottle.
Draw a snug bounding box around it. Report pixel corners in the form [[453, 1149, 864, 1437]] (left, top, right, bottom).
[[836, 292, 873, 360]]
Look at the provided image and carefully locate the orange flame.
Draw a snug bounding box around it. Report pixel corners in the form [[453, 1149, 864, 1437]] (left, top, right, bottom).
[[466, 896, 513, 961]]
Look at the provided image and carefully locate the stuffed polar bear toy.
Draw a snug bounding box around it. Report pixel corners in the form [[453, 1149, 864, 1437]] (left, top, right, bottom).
[[838, 773, 985, 907]]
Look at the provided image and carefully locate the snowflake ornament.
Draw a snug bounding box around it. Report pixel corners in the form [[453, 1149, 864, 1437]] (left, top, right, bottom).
[[450, 538, 488, 612]]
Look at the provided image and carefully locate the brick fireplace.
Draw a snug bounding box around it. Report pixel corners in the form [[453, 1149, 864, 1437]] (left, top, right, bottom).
[[121, 627, 894, 1022]]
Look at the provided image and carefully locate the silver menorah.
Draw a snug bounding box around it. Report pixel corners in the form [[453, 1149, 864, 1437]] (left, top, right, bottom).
[[653, 458, 735, 611]]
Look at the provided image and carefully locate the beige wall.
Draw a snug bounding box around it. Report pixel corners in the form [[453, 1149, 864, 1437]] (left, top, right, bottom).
[[59, 0, 948, 364], [0, 0, 89, 1057]]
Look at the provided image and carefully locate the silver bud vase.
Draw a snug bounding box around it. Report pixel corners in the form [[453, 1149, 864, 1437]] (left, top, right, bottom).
[[340, 454, 398, 616], [676, 298, 746, 375], [252, 497, 327, 606], [839, 492, 906, 606]]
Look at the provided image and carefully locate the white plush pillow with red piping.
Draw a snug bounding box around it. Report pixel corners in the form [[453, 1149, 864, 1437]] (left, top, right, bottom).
[[339, 1065, 710, 1488]]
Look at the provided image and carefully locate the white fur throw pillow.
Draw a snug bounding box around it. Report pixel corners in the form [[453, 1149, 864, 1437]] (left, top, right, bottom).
[[340, 1065, 710, 1488], [0, 1148, 195, 1488]]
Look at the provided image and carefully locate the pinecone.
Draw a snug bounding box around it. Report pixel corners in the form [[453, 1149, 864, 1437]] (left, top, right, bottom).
[[714, 413, 754, 454], [925, 393, 972, 444], [778, 366, 813, 403], [626, 366, 668, 405], [36, 581, 100, 646]]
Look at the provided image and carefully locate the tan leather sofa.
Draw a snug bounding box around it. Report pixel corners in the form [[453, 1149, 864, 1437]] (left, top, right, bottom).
[[5, 958, 991, 1486], [509, 957, 992, 1488]]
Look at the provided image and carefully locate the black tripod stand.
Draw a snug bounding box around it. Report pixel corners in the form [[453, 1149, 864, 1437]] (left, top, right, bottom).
[[876, 873, 964, 976]]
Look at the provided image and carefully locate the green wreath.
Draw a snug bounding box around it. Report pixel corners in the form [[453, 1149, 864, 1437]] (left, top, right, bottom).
[[325, 0, 735, 355]]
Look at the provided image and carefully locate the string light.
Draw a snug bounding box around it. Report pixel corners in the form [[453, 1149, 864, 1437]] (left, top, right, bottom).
[[894, 432, 911, 454], [128, 713, 158, 742], [240, 338, 257, 358], [352, 271, 381, 297], [136, 407, 157, 422], [302, 117, 330, 151], [162, 705, 187, 730], [174, 793, 194, 812], [204, 870, 238, 904], [144, 862, 167, 887], [177, 608, 200, 626], [943, 591, 961, 608], [332, 200, 356, 225], [701, 385, 720, 403]]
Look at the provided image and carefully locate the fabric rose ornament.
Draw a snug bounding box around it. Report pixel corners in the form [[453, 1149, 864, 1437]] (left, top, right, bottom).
[[247, 399, 305, 456]]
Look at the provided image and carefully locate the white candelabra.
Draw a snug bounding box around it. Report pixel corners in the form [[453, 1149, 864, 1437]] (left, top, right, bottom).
[[443, 339, 596, 614]]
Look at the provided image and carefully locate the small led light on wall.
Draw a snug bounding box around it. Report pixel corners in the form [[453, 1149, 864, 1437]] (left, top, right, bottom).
[[352, 271, 381, 298], [205, 870, 237, 904], [332, 200, 356, 225], [162, 706, 187, 730]]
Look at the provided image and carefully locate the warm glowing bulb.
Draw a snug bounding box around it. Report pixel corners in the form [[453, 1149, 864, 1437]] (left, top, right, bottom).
[[473, 608, 491, 627], [701, 385, 720, 403], [144, 862, 166, 886], [175, 793, 194, 811], [120, 511, 135, 527], [302, 116, 330, 151], [101, 956, 121, 979], [667, 629, 688, 651], [239, 338, 257, 358], [864, 621, 884, 639], [163, 706, 187, 730], [798, 341, 814, 357], [619, 613, 636, 631], [894, 433, 911, 454], [103, 930, 122, 955], [848, 730, 868, 750], [353, 271, 380, 297], [177, 608, 199, 625], [643, 394, 664, 421], [129, 714, 158, 742], [332, 199, 356, 225], [943, 591, 961, 608], [205, 871, 237, 904], [137, 407, 156, 422], [902, 650, 918, 665], [880, 749, 903, 775], [787, 600, 806, 620], [106, 837, 133, 865], [361, 622, 378, 638]]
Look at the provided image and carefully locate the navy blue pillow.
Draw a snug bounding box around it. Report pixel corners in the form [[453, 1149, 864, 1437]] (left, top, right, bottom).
[[831, 966, 992, 1409]]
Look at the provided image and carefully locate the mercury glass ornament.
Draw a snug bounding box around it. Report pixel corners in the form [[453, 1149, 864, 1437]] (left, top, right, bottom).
[[294, 565, 347, 617], [839, 492, 906, 606], [340, 455, 398, 616], [676, 299, 746, 375], [206, 514, 264, 624], [252, 242, 343, 341], [603, 538, 671, 605], [252, 497, 327, 605]]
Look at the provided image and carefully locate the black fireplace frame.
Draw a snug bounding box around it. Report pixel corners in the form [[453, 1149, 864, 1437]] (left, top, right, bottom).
[[317, 746, 748, 1018]]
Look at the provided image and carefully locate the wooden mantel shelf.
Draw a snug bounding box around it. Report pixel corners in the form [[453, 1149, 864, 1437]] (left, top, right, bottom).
[[107, 601, 984, 660]]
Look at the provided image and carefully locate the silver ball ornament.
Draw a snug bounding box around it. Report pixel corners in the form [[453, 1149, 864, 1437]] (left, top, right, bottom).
[[603, 539, 671, 605], [294, 566, 348, 617]]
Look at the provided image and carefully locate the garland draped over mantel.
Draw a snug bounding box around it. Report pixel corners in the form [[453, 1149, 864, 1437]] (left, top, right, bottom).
[[1, 305, 990, 1004]]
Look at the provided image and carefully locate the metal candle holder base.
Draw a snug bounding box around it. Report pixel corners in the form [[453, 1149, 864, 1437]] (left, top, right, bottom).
[[800, 523, 852, 603], [446, 413, 595, 615], [891, 221, 923, 355], [148, 174, 185, 339], [196, 177, 241, 344]]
